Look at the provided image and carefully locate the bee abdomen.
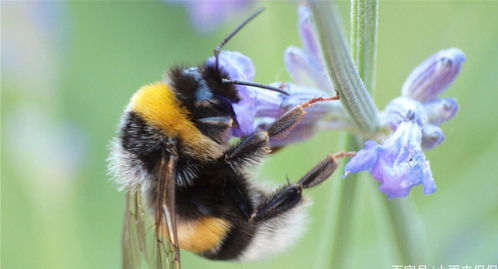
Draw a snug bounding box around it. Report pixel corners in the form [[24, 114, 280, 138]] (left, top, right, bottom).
[[176, 217, 231, 253]]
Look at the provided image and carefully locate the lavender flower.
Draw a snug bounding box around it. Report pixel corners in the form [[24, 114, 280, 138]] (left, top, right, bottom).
[[206, 50, 343, 146], [402, 48, 466, 102], [284, 6, 334, 93], [204, 5, 348, 147], [345, 122, 436, 199], [168, 0, 253, 32], [345, 48, 465, 198]]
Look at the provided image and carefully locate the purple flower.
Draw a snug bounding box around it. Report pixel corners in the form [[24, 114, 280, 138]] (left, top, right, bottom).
[[205, 6, 347, 146], [256, 5, 347, 146], [284, 5, 334, 94], [424, 98, 459, 125], [168, 0, 253, 32], [402, 48, 466, 102], [421, 124, 444, 150], [382, 97, 428, 129], [206, 50, 264, 136], [345, 48, 465, 198], [207, 51, 342, 141], [345, 122, 436, 199]]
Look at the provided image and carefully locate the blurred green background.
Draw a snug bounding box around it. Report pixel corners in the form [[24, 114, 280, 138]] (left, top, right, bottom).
[[2, 1, 497, 269]]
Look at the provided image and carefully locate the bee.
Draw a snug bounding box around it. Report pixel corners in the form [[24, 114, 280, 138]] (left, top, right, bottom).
[[108, 8, 349, 269]]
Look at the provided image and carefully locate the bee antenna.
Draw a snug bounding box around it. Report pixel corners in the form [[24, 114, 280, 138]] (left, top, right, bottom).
[[222, 79, 289, 96], [214, 7, 265, 72]]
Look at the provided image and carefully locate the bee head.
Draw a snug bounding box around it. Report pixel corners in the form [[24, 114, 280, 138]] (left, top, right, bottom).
[[168, 65, 240, 122]]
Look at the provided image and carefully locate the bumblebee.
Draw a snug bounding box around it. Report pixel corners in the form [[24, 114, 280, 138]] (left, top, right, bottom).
[[108, 8, 348, 268]]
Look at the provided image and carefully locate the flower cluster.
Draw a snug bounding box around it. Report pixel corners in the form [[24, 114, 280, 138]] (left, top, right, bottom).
[[345, 48, 465, 198], [205, 6, 347, 147], [204, 5, 465, 199]]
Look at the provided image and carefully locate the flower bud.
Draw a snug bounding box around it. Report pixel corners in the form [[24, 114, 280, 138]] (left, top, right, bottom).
[[424, 98, 459, 125], [402, 48, 465, 102], [421, 124, 445, 149]]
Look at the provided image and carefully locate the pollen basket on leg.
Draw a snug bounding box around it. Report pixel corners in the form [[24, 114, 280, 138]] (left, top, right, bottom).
[[129, 82, 223, 160]]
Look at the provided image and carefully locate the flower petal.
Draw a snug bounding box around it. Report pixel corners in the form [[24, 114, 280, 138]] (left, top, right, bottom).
[[344, 140, 381, 176], [382, 97, 427, 129], [421, 124, 445, 149], [269, 122, 317, 147], [347, 122, 436, 199], [234, 82, 342, 144], [424, 98, 459, 125], [283, 5, 335, 94], [298, 5, 322, 68], [421, 160, 436, 195], [206, 51, 259, 136], [373, 161, 412, 199], [401, 48, 466, 102], [284, 46, 317, 87]]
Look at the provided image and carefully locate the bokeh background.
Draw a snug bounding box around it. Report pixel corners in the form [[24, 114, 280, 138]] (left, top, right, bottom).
[[2, 1, 497, 269]]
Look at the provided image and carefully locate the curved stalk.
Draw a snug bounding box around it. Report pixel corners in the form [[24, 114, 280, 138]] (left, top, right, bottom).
[[308, 0, 379, 137]]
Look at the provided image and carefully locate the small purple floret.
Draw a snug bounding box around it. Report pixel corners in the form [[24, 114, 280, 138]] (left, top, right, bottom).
[[284, 6, 334, 94], [424, 98, 459, 125], [345, 122, 436, 199], [207, 51, 336, 141], [421, 124, 445, 149], [402, 48, 466, 102], [383, 97, 428, 129], [206, 51, 273, 136], [345, 48, 465, 198]]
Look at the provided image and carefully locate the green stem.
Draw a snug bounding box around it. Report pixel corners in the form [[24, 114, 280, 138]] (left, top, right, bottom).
[[308, 0, 379, 268], [330, 134, 361, 269], [314, 133, 360, 269], [351, 1, 430, 265], [308, 0, 379, 136], [351, 0, 378, 92], [384, 198, 430, 264]]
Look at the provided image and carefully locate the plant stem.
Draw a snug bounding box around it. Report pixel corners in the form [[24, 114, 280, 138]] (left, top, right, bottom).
[[331, 134, 361, 269], [351, 0, 378, 92], [310, 0, 378, 268], [384, 197, 430, 264], [307, 0, 380, 268], [308, 0, 379, 137], [314, 133, 360, 269], [351, 1, 430, 265]]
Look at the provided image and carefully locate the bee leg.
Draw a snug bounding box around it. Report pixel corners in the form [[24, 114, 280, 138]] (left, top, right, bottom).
[[251, 153, 350, 222], [225, 96, 339, 169], [296, 153, 338, 188], [267, 96, 339, 138], [250, 184, 302, 222], [225, 131, 270, 170]]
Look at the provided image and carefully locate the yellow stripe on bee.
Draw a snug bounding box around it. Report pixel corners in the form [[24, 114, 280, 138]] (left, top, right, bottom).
[[130, 82, 223, 160], [176, 217, 231, 253]]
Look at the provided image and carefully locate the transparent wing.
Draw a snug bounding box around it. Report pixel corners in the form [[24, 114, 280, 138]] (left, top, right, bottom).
[[122, 190, 147, 269], [152, 147, 180, 269], [122, 145, 181, 269]]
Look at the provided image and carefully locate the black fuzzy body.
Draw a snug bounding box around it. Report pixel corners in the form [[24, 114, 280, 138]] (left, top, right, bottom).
[[116, 63, 312, 261], [119, 64, 259, 260]]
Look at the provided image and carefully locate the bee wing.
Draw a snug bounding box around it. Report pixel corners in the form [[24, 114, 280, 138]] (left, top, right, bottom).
[[151, 146, 181, 269], [122, 190, 148, 269], [122, 145, 181, 269]]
